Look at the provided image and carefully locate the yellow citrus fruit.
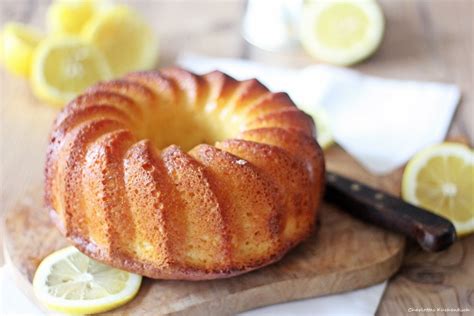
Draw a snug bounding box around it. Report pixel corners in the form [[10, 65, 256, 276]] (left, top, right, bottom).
[[31, 36, 112, 107], [47, 0, 106, 35], [33, 246, 142, 314], [402, 142, 474, 237], [82, 5, 158, 76], [300, 0, 384, 65], [0, 22, 43, 77], [299, 105, 334, 150]]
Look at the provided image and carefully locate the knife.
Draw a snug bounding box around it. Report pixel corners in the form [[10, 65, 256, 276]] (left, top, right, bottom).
[[324, 171, 457, 252]]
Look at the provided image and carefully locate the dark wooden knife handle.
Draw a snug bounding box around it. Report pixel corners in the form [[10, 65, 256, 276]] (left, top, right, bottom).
[[324, 171, 457, 252]]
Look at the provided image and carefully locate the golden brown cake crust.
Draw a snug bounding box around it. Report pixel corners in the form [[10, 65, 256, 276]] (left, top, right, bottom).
[[44, 68, 325, 280]]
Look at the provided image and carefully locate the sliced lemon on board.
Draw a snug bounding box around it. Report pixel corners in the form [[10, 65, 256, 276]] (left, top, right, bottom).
[[31, 36, 112, 107], [300, 0, 384, 65], [402, 143, 474, 237], [299, 105, 334, 150], [82, 5, 158, 76], [33, 246, 142, 314], [47, 0, 106, 35], [0, 23, 43, 77]]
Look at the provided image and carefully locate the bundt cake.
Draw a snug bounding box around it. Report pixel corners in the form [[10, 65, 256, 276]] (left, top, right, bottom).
[[44, 67, 325, 280]]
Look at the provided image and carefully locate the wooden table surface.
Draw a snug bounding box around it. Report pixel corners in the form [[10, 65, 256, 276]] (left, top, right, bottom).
[[1, 0, 473, 315]]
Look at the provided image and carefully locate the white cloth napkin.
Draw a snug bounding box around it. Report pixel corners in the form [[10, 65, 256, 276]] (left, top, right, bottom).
[[0, 265, 386, 316], [0, 266, 43, 315], [240, 282, 387, 316], [177, 53, 460, 175]]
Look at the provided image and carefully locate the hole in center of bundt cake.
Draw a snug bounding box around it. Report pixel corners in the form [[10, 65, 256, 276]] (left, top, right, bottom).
[[142, 102, 243, 151]]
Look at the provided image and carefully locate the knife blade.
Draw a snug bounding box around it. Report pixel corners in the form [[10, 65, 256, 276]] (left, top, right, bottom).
[[324, 171, 457, 252]]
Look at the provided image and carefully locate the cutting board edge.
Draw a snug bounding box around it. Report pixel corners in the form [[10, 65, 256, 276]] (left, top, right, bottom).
[[3, 226, 405, 316], [159, 243, 405, 316]]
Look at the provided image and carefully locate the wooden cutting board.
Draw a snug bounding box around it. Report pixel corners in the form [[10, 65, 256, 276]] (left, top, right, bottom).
[[3, 145, 405, 315]]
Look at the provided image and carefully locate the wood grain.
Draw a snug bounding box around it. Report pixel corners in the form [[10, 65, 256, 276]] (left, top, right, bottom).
[[4, 146, 405, 315], [0, 0, 473, 314], [377, 235, 474, 315]]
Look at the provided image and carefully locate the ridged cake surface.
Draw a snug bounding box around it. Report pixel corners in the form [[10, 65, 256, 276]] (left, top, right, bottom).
[[45, 68, 325, 280]]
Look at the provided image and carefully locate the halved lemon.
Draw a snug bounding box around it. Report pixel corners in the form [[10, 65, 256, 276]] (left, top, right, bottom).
[[299, 105, 334, 150], [82, 5, 158, 76], [300, 0, 384, 65], [402, 143, 474, 237], [47, 0, 105, 35], [33, 246, 142, 314], [31, 36, 112, 107], [0, 22, 43, 77]]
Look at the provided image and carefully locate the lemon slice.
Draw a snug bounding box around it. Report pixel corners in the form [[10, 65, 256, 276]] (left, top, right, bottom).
[[300, 0, 384, 65], [299, 105, 334, 150], [402, 143, 474, 237], [0, 23, 43, 77], [33, 246, 142, 314], [31, 36, 112, 107], [47, 0, 105, 35], [82, 5, 158, 76]]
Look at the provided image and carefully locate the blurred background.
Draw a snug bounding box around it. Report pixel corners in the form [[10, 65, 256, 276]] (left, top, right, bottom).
[[1, 0, 472, 211], [0, 1, 473, 314]]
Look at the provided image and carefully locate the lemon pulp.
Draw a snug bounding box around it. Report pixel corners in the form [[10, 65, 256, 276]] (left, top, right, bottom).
[[46, 251, 129, 299], [33, 246, 142, 314], [31, 37, 111, 106], [47, 0, 99, 35], [82, 5, 158, 76], [316, 3, 369, 49], [43, 43, 106, 93], [298, 105, 334, 150], [0, 23, 43, 77], [402, 143, 474, 237], [414, 154, 473, 222], [300, 0, 384, 65]]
